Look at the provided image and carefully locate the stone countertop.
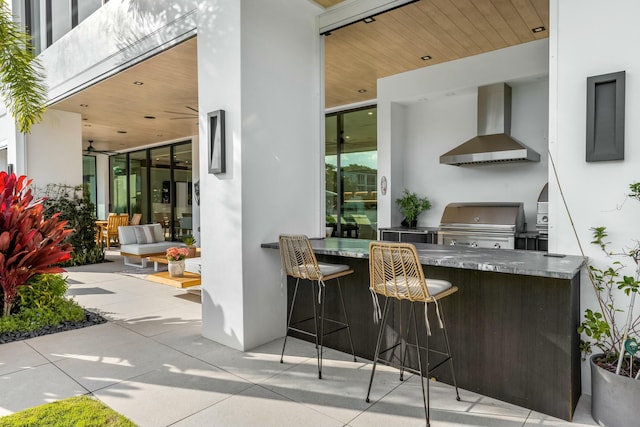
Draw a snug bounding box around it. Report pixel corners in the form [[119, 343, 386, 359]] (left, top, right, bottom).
[[261, 238, 584, 280]]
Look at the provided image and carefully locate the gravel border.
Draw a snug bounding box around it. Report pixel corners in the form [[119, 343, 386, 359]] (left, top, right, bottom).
[[0, 309, 108, 344]]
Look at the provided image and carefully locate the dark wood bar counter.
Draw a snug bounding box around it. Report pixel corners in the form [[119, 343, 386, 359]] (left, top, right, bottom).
[[261, 238, 585, 421]]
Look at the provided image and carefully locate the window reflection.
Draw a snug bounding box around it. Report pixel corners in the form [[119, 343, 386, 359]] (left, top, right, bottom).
[[325, 107, 377, 239]]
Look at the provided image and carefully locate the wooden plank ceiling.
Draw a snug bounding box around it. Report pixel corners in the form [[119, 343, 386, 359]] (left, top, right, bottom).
[[324, 0, 548, 107], [50, 0, 548, 153]]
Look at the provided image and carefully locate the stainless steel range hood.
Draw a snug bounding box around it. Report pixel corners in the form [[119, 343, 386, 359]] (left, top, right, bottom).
[[440, 83, 541, 166]]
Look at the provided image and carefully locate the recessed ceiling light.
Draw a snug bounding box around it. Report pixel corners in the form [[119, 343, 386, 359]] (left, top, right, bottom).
[[345, 136, 351, 139], [532, 26, 545, 33], [144, 116, 156, 119], [368, 112, 373, 115], [363, 17, 375, 24], [358, 89, 367, 93], [80, 104, 88, 107], [117, 130, 127, 134], [421, 55, 432, 61], [133, 81, 144, 85]]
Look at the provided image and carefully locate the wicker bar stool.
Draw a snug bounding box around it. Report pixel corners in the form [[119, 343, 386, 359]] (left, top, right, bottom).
[[279, 234, 357, 379], [366, 241, 460, 426]]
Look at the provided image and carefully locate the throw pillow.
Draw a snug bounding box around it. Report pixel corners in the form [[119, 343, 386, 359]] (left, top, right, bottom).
[[134, 226, 157, 244]]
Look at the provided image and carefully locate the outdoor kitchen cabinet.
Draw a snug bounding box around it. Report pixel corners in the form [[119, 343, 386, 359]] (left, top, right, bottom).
[[379, 227, 438, 243], [261, 238, 584, 422]]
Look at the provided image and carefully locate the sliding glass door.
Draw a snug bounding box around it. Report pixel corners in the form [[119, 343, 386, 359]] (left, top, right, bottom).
[[108, 140, 192, 241], [325, 106, 377, 239]]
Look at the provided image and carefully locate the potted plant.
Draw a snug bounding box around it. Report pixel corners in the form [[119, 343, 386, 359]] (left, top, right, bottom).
[[395, 189, 431, 228], [166, 247, 189, 278], [182, 235, 197, 258], [577, 182, 640, 427]]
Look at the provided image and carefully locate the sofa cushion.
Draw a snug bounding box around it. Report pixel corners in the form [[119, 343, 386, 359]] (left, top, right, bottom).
[[151, 223, 164, 242], [118, 226, 138, 245], [121, 241, 185, 256], [134, 226, 157, 244]]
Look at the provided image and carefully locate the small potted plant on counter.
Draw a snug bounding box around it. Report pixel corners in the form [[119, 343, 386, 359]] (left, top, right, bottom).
[[395, 189, 431, 228], [578, 182, 640, 427], [182, 235, 197, 258]]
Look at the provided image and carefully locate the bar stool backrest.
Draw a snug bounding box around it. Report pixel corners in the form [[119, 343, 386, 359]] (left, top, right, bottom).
[[369, 241, 432, 302], [279, 234, 322, 280]]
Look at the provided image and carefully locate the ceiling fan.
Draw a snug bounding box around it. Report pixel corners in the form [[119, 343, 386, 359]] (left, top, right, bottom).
[[84, 140, 116, 155], [164, 106, 198, 120]]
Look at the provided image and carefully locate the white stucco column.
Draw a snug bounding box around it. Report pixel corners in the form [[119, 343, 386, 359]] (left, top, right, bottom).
[[197, 0, 323, 350], [25, 109, 83, 187], [549, 0, 640, 393]]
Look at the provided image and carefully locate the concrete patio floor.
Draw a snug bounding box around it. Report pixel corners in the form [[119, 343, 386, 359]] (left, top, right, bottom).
[[0, 253, 598, 426]]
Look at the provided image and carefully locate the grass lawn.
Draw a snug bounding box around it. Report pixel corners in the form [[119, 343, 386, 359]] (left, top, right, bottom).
[[0, 395, 137, 427]]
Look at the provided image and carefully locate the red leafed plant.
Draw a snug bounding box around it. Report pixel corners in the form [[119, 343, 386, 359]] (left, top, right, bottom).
[[0, 172, 73, 316]]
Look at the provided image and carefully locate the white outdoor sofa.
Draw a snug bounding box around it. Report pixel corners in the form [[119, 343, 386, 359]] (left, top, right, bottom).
[[118, 224, 186, 268]]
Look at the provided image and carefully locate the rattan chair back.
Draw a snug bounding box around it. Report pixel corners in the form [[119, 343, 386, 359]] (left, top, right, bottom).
[[369, 241, 432, 302], [130, 213, 142, 225], [279, 234, 322, 280]]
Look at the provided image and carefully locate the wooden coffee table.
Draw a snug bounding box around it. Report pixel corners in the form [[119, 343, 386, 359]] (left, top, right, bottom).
[[146, 271, 201, 288], [149, 255, 170, 271]]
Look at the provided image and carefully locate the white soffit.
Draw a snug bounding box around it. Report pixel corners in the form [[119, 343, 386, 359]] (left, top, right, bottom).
[[318, 0, 417, 34]]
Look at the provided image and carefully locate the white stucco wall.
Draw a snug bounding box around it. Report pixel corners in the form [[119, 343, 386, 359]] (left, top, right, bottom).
[[26, 109, 82, 187], [550, 0, 640, 393], [377, 40, 549, 229], [197, 0, 322, 350]]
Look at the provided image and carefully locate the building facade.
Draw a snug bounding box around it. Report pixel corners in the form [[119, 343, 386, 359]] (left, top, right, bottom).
[[1, 0, 639, 393]]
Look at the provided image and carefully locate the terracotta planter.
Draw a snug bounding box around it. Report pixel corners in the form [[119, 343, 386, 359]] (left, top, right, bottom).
[[168, 260, 185, 277], [591, 354, 640, 427], [187, 247, 197, 258]]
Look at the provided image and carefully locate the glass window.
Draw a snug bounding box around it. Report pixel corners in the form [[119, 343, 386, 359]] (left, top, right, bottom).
[[150, 146, 171, 241], [109, 154, 127, 214], [51, 0, 72, 45], [128, 150, 148, 223], [82, 155, 97, 216], [77, 0, 102, 23], [23, 0, 43, 54], [325, 106, 377, 240], [107, 141, 192, 240], [173, 143, 193, 239]]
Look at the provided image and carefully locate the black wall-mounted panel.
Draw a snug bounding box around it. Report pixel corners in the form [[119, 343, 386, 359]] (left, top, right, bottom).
[[586, 71, 625, 162]]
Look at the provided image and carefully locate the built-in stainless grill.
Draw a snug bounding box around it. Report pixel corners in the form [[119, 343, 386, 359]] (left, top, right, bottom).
[[438, 202, 525, 249]]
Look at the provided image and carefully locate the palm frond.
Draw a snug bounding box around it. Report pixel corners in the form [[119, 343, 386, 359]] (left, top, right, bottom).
[[0, 0, 47, 134]]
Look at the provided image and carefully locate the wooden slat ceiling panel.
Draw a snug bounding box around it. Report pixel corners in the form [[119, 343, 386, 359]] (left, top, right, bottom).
[[324, 0, 549, 108], [51, 38, 199, 153]]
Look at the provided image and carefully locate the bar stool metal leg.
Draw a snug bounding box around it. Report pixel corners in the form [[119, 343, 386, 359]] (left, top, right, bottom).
[[281, 278, 301, 364], [439, 304, 461, 401], [336, 278, 357, 362], [413, 304, 429, 426], [366, 297, 391, 403], [318, 281, 325, 379]]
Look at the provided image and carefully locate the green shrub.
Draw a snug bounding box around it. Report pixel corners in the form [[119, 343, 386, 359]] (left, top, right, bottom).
[[0, 274, 84, 333], [37, 183, 106, 266]]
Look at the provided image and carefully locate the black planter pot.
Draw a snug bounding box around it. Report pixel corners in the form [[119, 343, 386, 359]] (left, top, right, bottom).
[[401, 218, 418, 228], [591, 354, 640, 427]]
